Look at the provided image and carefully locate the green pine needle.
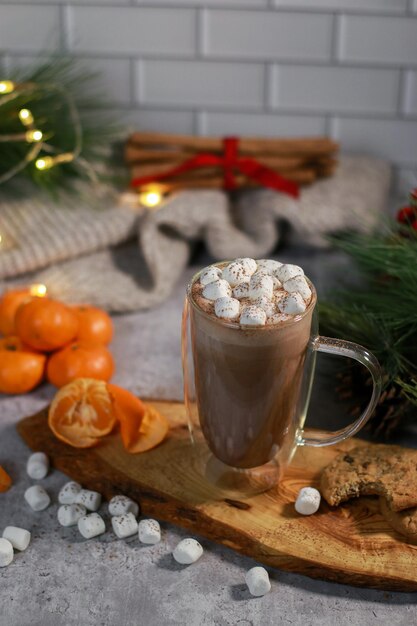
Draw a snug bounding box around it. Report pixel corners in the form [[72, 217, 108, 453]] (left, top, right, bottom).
[[0, 56, 120, 195], [319, 224, 417, 407]]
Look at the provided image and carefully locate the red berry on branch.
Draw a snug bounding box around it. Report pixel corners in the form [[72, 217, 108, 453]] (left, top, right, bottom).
[[396, 205, 416, 224]]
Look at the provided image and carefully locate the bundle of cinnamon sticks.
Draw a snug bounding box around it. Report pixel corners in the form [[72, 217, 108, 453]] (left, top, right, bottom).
[[125, 132, 339, 192]]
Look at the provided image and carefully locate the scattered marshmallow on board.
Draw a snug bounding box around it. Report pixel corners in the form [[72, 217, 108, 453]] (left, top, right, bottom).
[[24, 485, 51, 511], [3, 526, 31, 551], [75, 489, 101, 512], [26, 452, 49, 480], [112, 513, 138, 539], [295, 487, 321, 515], [138, 519, 161, 545], [245, 566, 271, 597], [108, 495, 139, 517], [58, 481, 82, 505], [58, 504, 87, 527], [173, 538, 203, 565], [0, 538, 14, 567], [78, 513, 106, 539]]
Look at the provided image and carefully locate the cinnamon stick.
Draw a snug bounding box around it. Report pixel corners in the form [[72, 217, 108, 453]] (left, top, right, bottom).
[[127, 132, 338, 157]]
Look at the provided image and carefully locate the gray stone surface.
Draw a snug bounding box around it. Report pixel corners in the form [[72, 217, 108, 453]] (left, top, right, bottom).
[[1, 251, 417, 626]]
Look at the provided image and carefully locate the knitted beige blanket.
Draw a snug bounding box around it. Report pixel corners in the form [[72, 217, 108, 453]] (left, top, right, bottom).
[[0, 156, 390, 312]]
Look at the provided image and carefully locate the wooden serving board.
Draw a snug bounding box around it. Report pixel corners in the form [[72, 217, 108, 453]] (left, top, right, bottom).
[[18, 400, 417, 592]]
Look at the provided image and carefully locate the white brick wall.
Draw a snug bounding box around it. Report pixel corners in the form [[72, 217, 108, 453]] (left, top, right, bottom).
[[0, 1, 416, 194]]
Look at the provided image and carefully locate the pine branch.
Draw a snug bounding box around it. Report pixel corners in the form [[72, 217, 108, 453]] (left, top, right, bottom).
[[319, 223, 417, 413], [0, 56, 120, 195]]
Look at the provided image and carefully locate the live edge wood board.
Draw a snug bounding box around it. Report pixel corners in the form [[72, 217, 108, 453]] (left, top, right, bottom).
[[18, 400, 417, 592]]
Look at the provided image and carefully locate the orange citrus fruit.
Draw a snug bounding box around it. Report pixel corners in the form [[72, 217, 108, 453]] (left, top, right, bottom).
[[48, 378, 116, 448]]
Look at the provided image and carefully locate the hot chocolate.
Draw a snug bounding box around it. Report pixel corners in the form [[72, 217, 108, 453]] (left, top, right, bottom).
[[189, 258, 315, 469]]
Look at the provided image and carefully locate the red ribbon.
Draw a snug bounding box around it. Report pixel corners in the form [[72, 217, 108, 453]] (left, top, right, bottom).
[[131, 137, 299, 198]]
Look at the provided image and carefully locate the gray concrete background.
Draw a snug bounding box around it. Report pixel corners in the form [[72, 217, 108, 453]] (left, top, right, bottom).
[[1, 249, 417, 626]]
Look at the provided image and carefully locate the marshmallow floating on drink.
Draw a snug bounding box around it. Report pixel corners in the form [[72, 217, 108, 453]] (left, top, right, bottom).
[[193, 257, 313, 327]]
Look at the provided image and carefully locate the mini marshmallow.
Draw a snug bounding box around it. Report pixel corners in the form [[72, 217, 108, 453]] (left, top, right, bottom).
[[283, 275, 312, 300], [111, 512, 138, 539], [251, 296, 276, 318], [138, 519, 161, 545], [75, 489, 101, 512], [0, 538, 13, 567], [3, 526, 31, 551], [199, 266, 222, 286], [232, 282, 249, 299], [275, 263, 304, 283], [214, 296, 240, 321], [173, 538, 203, 565], [295, 487, 321, 515], [248, 272, 274, 300], [271, 275, 282, 290], [57, 504, 87, 527], [235, 258, 257, 275], [202, 279, 231, 301], [222, 261, 251, 287], [278, 293, 306, 315], [58, 481, 82, 505], [78, 513, 105, 539], [256, 259, 282, 274], [108, 495, 139, 517], [240, 306, 266, 327], [24, 485, 50, 511], [245, 566, 271, 597], [26, 452, 49, 480]]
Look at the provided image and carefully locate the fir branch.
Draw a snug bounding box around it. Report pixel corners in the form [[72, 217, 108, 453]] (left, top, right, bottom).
[[319, 223, 417, 411], [0, 56, 120, 195]]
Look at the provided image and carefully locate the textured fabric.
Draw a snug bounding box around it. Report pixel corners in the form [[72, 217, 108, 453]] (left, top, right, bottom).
[[0, 156, 390, 312]]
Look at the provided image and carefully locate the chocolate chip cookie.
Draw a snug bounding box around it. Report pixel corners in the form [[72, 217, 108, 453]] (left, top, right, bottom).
[[380, 498, 417, 543], [320, 444, 417, 511]]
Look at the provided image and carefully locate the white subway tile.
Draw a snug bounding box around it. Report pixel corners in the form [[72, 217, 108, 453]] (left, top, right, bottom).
[[404, 71, 417, 115], [110, 108, 195, 134], [273, 0, 407, 12], [136, 0, 267, 5], [204, 111, 326, 136], [339, 15, 417, 65], [140, 60, 264, 109], [70, 7, 196, 56], [273, 65, 400, 114], [79, 58, 131, 105], [206, 10, 332, 61], [395, 167, 417, 197], [333, 117, 417, 165], [0, 5, 60, 51]]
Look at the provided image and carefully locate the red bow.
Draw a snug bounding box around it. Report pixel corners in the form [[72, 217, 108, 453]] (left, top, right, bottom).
[[131, 137, 299, 199]]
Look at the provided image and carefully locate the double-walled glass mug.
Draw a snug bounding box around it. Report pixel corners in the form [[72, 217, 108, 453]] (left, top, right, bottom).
[[182, 264, 383, 497]]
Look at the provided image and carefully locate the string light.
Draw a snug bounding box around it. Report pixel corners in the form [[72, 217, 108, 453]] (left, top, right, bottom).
[[35, 156, 54, 171], [25, 129, 43, 143], [139, 188, 163, 208], [29, 283, 47, 298], [18, 108, 34, 125], [0, 79, 85, 184], [0, 80, 15, 94]]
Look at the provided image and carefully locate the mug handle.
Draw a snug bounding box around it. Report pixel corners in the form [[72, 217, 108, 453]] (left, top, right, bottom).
[[299, 336, 383, 447]]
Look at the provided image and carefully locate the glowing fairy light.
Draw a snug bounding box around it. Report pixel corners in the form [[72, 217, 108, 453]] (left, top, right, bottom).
[[35, 157, 54, 171], [29, 283, 47, 298], [0, 81, 15, 94], [25, 129, 43, 143], [18, 108, 34, 125], [138, 189, 163, 208]]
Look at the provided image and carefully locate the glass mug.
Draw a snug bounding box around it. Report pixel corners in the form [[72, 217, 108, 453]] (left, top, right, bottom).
[[182, 265, 383, 497]]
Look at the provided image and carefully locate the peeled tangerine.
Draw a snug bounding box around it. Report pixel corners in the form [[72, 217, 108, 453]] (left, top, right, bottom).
[[48, 378, 116, 448], [0, 466, 12, 492], [108, 384, 169, 453], [48, 378, 169, 453]]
